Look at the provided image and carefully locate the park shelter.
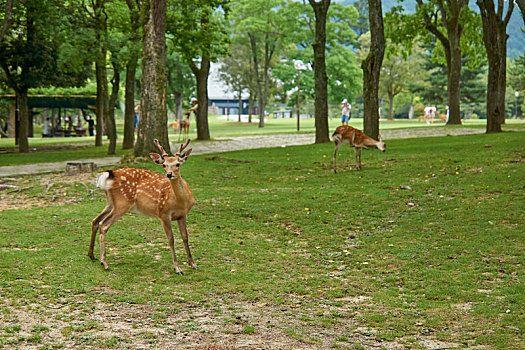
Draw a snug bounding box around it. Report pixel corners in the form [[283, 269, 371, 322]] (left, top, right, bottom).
[[0, 94, 96, 138]]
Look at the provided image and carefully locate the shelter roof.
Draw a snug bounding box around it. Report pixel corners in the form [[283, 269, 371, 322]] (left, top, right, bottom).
[[0, 94, 96, 109]]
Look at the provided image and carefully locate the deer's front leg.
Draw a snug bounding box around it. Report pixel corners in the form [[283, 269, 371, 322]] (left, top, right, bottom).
[[161, 218, 184, 275], [177, 217, 197, 270]]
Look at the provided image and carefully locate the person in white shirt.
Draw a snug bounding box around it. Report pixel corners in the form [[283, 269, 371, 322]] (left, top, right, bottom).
[[340, 99, 351, 125]]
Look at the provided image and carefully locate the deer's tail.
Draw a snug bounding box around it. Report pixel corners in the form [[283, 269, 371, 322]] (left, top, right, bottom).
[[331, 131, 342, 143], [96, 170, 114, 190]]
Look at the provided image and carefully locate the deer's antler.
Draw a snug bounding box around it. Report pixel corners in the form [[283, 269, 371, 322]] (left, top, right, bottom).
[[176, 139, 191, 156], [153, 139, 169, 157]]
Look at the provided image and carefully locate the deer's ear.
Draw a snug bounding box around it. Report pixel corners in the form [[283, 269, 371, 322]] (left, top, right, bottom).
[[149, 153, 165, 164], [379, 135, 383, 142], [180, 148, 192, 162]]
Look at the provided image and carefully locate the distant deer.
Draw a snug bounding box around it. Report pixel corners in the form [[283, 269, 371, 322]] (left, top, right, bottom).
[[170, 120, 179, 133], [179, 115, 190, 141], [332, 125, 386, 172], [89, 139, 196, 275]]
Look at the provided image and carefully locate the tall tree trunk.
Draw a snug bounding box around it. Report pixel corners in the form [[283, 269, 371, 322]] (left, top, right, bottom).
[[362, 0, 385, 140], [238, 91, 242, 122], [249, 33, 274, 128], [248, 90, 254, 123], [107, 66, 119, 155], [309, 0, 331, 143], [95, 58, 107, 147], [174, 56, 184, 121], [477, 0, 514, 133], [16, 90, 29, 153], [123, 0, 141, 149], [190, 56, 211, 140], [135, 0, 168, 156], [123, 56, 138, 149], [249, 34, 264, 128], [446, 26, 462, 125], [416, 0, 467, 125]]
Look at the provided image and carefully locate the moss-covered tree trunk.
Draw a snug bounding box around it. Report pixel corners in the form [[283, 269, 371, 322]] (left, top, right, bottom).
[[134, 0, 168, 156]]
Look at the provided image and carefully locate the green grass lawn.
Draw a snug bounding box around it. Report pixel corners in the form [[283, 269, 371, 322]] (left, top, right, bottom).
[[1, 116, 524, 168], [1, 131, 524, 348]]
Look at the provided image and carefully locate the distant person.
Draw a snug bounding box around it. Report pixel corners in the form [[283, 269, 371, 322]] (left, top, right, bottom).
[[186, 97, 198, 117], [84, 115, 95, 136], [430, 105, 437, 124], [340, 99, 351, 125], [43, 117, 51, 137], [134, 104, 140, 131], [424, 104, 431, 125], [64, 116, 73, 136]]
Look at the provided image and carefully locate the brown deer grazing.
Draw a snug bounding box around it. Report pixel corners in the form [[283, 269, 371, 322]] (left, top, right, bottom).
[[89, 139, 196, 275], [179, 115, 190, 141], [332, 125, 386, 172]]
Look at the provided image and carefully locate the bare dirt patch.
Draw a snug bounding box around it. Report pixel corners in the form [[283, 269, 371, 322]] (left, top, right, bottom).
[[0, 294, 468, 349], [0, 171, 98, 211]]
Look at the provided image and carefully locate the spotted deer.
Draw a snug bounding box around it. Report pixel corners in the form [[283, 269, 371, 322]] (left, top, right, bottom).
[[89, 139, 196, 275], [331, 125, 386, 172]]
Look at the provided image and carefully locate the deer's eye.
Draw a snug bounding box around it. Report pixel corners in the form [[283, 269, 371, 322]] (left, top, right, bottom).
[[176, 163, 180, 168], [163, 164, 166, 168]]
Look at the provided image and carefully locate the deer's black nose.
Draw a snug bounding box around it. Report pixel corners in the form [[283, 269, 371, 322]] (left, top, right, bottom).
[[166, 173, 173, 178]]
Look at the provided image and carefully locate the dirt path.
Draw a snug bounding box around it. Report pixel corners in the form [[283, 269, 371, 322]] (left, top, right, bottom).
[[0, 128, 485, 177]]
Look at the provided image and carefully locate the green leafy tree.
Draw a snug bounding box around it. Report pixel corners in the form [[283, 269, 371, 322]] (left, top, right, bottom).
[[508, 54, 525, 92], [379, 44, 424, 120], [168, 0, 230, 140], [231, 0, 295, 128], [0, 0, 91, 152], [121, 0, 142, 150], [386, 0, 484, 126], [166, 48, 194, 122], [271, 1, 359, 125], [219, 40, 252, 122]]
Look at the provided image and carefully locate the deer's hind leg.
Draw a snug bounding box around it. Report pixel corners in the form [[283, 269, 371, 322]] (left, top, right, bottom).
[[98, 203, 133, 270], [333, 142, 342, 173], [355, 147, 362, 170], [89, 203, 112, 261]]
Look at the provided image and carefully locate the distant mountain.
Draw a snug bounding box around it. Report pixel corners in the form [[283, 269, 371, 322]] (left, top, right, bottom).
[[337, 0, 524, 58]]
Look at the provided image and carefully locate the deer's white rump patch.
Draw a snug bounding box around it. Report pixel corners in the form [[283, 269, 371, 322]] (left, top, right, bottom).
[[96, 172, 113, 190]]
